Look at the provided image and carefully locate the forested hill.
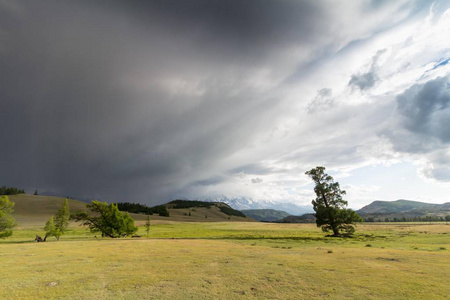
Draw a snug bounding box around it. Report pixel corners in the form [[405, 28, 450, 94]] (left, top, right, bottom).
[[241, 209, 290, 222], [6, 194, 253, 227], [117, 199, 251, 222], [167, 200, 247, 218]]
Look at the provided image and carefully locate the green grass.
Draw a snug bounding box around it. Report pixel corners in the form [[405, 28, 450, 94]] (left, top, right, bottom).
[[1, 222, 449, 299]]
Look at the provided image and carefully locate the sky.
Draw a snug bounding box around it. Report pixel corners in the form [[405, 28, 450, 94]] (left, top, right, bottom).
[[1, 0, 450, 209]]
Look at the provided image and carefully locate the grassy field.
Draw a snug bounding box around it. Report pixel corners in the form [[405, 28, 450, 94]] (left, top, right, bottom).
[[1, 221, 449, 299]]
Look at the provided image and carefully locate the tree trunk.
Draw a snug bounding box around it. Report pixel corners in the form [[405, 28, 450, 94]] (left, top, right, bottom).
[[332, 228, 340, 237], [321, 191, 338, 236]]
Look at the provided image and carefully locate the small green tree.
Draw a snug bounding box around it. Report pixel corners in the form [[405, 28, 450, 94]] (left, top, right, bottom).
[[305, 166, 362, 236], [34, 190, 38, 195], [72, 200, 138, 238], [0, 196, 17, 238], [144, 215, 151, 238], [54, 199, 70, 237], [44, 216, 60, 241]]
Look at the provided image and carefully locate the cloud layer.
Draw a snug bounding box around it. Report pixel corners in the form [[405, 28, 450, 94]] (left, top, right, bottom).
[[1, 0, 449, 206]]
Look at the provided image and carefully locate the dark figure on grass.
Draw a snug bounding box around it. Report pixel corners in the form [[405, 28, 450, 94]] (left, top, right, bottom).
[[306, 166, 362, 237]]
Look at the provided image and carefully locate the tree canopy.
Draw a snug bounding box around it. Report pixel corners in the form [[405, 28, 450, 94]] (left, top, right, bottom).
[[39, 199, 71, 241], [44, 216, 60, 241], [54, 198, 70, 235], [144, 215, 151, 238], [116, 202, 169, 217], [0, 195, 17, 238], [305, 166, 362, 236], [0, 186, 25, 195], [72, 201, 138, 238]]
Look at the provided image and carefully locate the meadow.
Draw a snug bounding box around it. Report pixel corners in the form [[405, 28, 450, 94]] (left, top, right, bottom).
[[1, 221, 449, 299]]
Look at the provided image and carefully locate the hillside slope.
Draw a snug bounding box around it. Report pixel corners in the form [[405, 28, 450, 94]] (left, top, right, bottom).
[[357, 200, 437, 214], [9, 194, 88, 227], [8, 195, 254, 227], [132, 200, 254, 223], [357, 200, 450, 214], [276, 214, 316, 223], [357, 199, 450, 221], [241, 209, 290, 222]]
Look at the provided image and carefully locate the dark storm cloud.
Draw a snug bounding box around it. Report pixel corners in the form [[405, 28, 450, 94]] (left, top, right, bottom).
[[100, 0, 326, 63], [191, 176, 226, 187], [1, 0, 442, 204], [0, 0, 331, 204]]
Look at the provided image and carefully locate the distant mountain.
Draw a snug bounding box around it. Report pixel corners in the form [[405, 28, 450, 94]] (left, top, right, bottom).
[[241, 209, 290, 222], [276, 213, 316, 223], [357, 199, 449, 214], [201, 196, 313, 215], [357, 199, 450, 221]]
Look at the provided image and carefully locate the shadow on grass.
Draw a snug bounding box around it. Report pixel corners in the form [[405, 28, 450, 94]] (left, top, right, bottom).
[[217, 236, 329, 242], [1, 232, 396, 244], [0, 239, 35, 244]]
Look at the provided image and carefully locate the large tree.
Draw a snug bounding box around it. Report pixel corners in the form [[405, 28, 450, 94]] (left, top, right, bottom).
[[72, 200, 138, 238], [0, 195, 17, 238], [305, 166, 362, 236]]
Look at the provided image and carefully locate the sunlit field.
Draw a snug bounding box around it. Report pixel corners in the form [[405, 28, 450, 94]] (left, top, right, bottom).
[[1, 222, 449, 299]]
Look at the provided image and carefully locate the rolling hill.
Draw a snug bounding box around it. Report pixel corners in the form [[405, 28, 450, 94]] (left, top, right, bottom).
[[276, 214, 316, 223], [357, 199, 450, 221], [241, 209, 290, 222], [357, 199, 438, 214], [153, 199, 253, 223], [8, 194, 253, 227], [8, 194, 88, 227]]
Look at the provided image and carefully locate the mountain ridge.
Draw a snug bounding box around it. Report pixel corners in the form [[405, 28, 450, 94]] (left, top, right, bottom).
[[357, 199, 450, 214], [200, 196, 313, 215], [356, 199, 450, 221]]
